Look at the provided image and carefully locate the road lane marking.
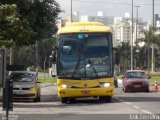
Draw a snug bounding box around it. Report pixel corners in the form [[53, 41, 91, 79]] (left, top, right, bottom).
[[141, 110, 153, 114], [114, 97, 154, 114], [124, 102, 132, 105], [133, 106, 140, 109], [13, 102, 60, 105]]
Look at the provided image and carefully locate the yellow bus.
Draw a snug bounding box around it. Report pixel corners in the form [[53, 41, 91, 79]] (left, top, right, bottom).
[[54, 22, 114, 103]]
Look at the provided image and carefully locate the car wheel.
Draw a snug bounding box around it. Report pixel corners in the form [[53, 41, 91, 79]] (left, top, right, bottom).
[[37, 94, 41, 102], [124, 87, 127, 93], [33, 98, 37, 102], [115, 84, 118, 88], [34, 93, 40, 102], [61, 97, 68, 104]]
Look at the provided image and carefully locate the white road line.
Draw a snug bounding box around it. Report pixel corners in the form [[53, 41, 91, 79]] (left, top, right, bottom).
[[124, 102, 132, 105], [114, 96, 154, 115], [133, 106, 140, 109], [114, 97, 125, 102], [13, 102, 60, 105], [141, 110, 153, 114]]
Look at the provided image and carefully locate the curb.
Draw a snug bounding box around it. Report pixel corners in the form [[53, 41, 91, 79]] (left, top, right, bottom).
[[40, 83, 57, 88]]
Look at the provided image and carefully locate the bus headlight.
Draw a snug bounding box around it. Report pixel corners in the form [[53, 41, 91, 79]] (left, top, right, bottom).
[[61, 84, 72, 88], [100, 82, 111, 87]]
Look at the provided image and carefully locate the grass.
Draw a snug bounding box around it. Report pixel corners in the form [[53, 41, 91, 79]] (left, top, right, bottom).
[[148, 76, 160, 84], [38, 76, 57, 83], [38, 74, 160, 84]]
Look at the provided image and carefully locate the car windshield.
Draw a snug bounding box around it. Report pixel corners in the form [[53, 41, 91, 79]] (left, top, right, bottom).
[[126, 71, 147, 79], [10, 73, 35, 82], [57, 33, 113, 79]]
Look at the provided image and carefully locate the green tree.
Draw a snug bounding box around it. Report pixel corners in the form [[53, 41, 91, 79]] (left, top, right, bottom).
[[1, 0, 61, 42], [138, 26, 160, 72], [0, 0, 61, 67], [116, 42, 131, 73], [0, 4, 34, 47], [12, 46, 36, 68], [12, 37, 56, 69]]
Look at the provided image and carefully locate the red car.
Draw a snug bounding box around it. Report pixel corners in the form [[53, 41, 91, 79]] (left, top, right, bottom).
[[122, 70, 150, 92]]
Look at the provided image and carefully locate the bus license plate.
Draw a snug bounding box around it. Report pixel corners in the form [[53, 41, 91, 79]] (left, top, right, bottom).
[[81, 90, 90, 94]]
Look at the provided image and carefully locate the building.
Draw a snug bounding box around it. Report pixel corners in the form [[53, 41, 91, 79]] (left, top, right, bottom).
[[155, 14, 160, 31], [59, 12, 148, 47], [113, 16, 148, 47]]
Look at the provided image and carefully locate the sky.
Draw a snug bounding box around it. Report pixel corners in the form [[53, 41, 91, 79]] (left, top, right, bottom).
[[56, 0, 160, 23]]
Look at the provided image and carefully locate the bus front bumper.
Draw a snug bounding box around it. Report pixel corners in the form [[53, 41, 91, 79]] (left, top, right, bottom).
[[58, 87, 114, 98]]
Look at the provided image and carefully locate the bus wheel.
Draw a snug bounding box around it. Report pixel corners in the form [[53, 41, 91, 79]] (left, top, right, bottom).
[[105, 96, 112, 103], [61, 97, 68, 103], [99, 96, 106, 102], [69, 98, 75, 103]]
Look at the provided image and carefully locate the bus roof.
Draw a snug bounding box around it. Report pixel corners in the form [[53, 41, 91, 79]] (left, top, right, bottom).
[[57, 21, 111, 34]]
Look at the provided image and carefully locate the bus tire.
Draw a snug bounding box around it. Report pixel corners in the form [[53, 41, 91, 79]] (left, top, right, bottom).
[[99, 96, 106, 102], [105, 96, 112, 103], [61, 97, 68, 103]]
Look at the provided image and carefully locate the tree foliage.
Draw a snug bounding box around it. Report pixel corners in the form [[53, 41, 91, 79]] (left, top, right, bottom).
[[116, 42, 131, 72], [0, 4, 34, 47], [0, 0, 61, 47]]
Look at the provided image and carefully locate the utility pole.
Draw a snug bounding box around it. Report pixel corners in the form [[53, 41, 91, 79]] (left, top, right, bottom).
[[71, 0, 73, 22], [131, 0, 133, 70], [36, 40, 38, 74], [151, 0, 155, 72], [10, 39, 13, 65]]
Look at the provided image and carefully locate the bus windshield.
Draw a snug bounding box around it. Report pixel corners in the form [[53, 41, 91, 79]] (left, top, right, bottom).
[[57, 33, 113, 79]]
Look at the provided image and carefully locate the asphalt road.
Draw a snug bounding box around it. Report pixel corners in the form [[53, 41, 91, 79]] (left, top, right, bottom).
[[0, 82, 160, 120]]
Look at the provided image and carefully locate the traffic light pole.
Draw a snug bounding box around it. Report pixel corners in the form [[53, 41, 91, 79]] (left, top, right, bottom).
[[1, 47, 13, 120], [3, 79, 13, 120]]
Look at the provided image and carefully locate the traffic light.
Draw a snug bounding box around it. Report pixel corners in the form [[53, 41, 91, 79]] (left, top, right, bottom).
[[0, 47, 6, 87]]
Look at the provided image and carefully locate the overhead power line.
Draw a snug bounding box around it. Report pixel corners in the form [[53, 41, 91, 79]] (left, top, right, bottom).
[[73, 0, 160, 6]]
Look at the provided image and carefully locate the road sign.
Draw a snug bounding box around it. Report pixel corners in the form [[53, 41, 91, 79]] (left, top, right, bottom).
[[0, 47, 6, 87]]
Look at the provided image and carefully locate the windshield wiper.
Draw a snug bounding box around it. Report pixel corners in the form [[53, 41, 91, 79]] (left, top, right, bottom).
[[87, 59, 99, 78], [71, 49, 82, 78]]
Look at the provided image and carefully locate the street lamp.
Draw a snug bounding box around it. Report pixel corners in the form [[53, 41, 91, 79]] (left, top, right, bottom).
[[151, 0, 155, 72], [71, 0, 73, 22]]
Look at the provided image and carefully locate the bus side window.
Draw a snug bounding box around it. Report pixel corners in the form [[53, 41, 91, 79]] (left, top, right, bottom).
[[62, 45, 72, 55], [62, 40, 77, 56]]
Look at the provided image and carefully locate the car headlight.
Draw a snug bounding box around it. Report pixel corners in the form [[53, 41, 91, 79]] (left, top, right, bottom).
[[126, 81, 132, 85], [60, 84, 72, 88], [29, 86, 36, 91], [100, 82, 111, 87]]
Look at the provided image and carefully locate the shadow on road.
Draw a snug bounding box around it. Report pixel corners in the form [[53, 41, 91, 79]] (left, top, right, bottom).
[[6, 96, 121, 109]]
